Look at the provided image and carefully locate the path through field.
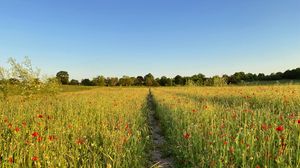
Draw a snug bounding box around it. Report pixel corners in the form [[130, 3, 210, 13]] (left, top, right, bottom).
[[148, 89, 174, 168]]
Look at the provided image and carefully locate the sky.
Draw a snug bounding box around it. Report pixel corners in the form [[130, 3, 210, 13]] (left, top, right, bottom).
[[0, 0, 299, 80]]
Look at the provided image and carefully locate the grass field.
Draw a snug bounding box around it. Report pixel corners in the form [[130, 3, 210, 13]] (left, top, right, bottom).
[[0, 85, 299, 167]]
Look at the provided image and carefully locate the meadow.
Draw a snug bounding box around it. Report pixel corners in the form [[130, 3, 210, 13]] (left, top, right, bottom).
[[152, 85, 300, 167], [0, 85, 299, 167], [0, 88, 150, 167]]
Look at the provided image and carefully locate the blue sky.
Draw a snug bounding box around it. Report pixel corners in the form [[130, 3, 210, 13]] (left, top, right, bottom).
[[0, 0, 299, 80]]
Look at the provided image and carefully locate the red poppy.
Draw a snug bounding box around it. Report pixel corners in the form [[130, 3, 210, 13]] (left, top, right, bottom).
[[48, 135, 55, 141], [76, 138, 85, 145], [192, 109, 197, 113], [15, 127, 20, 132], [223, 141, 228, 145], [37, 136, 42, 142], [31, 156, 38, 161], [38, 114, 43, 118], [256, 165, 261, 168], [8, 157, 13, 164], [203, 105, 208, 110], [32, 132, 39, 137], [183, 133, 190, 139], [298, 119, 300, 124], [125, 123, 129, 129], [261, 124, 268, 131], [276, 125, 284, 132]]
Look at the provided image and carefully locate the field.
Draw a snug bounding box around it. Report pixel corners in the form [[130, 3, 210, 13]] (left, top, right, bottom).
[[0, 85, 299, 167]]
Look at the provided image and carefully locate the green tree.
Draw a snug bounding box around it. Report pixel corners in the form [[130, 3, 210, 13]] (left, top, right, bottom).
[[144, 73, 155, 86], [191, 73, 205, 86], [1, 57, 61, 99], [56, 71, 69, 85], [107, 77, 118, 86], [81, 79, 93, 86], [92, 76, 106, 86], [174, 75, 184, 85], [119, 76, 134, 86], [69, 79, 80, 85], [134, 76, 144, 86]]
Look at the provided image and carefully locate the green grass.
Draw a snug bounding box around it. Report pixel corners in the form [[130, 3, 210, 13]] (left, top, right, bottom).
[[60, 85, 98, 92], [242, 79, 300, 86]]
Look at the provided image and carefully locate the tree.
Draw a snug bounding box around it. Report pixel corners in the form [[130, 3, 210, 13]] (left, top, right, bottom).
[[257, 73, 266, 81], [153, 78, 160, 87], [191, 73, 205, 86], [174, 75, 184, 85], [69, 79, 80, 85], [144, 73, 155, 86], [228, 72, 246, 84], [159, 76, 168, 86], [119, 76, 134, 86], [92, 76, 106, 86], [81, 79, 93, 86], [134, 76, 144, 86], [212, 76, 227, 86], [107, 77, 118, 86], [56, 71, 69, 85], [1, 57, 61, 99]]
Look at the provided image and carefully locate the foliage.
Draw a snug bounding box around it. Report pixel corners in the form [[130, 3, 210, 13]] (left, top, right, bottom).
[[56, 71, 69, 85], [81, 79, 93, 86], [0, 57, 61, 100], [144, 73, 155, 86], [92, 76, 106, 86], [69, 79, 80, 85]]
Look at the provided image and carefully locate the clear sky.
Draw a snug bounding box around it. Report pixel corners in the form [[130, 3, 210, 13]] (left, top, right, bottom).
[[0, 0, 299, 80]]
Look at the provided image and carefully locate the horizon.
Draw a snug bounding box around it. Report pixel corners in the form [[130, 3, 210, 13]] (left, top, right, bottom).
[[1, 0, 299, 80]]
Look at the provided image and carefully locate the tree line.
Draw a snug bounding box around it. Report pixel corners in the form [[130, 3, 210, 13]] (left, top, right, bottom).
[[56, 67, 300, 87]]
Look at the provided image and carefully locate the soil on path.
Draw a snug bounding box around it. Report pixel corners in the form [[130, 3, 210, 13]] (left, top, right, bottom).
[[147, 90, 174, 168]]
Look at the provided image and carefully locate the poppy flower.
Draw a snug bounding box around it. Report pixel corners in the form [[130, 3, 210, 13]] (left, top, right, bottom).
[[8, 157, 13, 164], [15, 127, 20, 132], [192, 109, 197, 113], [38, 114, 43, 118], [37, 136, 42, 142], [125, 123, 129, 129], [298, 119, 300, 124], [183, 133, 190, 139], [276, 125, 284, 132], [31, 156, 38, 161], [48, 135, 55, 141], [223, 141, 228, 145], [261, 124, 268, 131], [76, 138, 85, 145], [32, 132, 39, 137]]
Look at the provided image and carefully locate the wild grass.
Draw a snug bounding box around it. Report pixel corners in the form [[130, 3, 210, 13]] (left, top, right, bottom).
[[152, 85, 300, 167], [0, 88, 150, 167]]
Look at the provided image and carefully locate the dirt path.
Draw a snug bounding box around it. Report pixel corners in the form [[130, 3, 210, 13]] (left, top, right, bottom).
[[147, 90, 174, 168]]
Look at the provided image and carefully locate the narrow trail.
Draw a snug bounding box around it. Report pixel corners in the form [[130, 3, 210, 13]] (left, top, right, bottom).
[[147, 89, 174, 168]]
